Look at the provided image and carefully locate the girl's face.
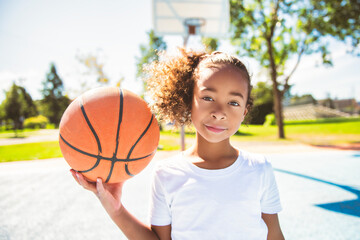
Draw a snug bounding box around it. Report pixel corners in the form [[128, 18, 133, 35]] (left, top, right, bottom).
[[191, 64, 249, 143]]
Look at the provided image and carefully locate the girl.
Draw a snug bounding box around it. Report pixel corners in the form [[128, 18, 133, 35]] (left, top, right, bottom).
[[71, 49, 285, 240]]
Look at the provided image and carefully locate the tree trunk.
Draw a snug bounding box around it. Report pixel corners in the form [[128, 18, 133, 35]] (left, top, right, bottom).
[[272, 83, 285, 139], [266, 37, 285, 139]]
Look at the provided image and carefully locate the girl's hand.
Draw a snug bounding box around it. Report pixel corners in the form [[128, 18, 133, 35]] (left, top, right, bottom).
[[70, 169, 125, 218]]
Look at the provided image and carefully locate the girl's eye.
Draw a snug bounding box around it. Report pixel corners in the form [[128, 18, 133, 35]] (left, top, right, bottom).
[[202, 97, 213, 101], [229, 101, 240, 106]]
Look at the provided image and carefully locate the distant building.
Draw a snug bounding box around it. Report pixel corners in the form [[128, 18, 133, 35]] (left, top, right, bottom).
[[283, 98, 359, 120], [318, 98, 360, 115], [283, 104, 351, 120]]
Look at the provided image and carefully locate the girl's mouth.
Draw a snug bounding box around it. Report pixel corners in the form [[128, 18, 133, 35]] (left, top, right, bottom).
[[205, 125, 226, 133]]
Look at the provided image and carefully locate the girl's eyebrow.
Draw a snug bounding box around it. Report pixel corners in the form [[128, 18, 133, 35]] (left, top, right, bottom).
[[201, 87, 244, 99]]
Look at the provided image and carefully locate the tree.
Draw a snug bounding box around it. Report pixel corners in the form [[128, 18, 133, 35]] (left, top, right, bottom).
[[202, 37, 219, 53], [309, 0, 360, 56], [0, 101, 5, 126], [230, 0, 359, 138], [289, 94, 317, 106], [77, 52, 109, 86], [18, 86, 38, 118], [247, 81, 274, 124], [3, 83, 37, 134], [136, 30, 167, 95], [41, 63, 70, 127]]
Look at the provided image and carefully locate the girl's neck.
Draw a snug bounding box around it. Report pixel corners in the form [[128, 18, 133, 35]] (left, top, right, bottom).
[[184, 133, 239, 169]]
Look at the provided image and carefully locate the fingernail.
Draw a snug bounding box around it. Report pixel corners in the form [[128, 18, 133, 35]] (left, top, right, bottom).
[[97, 178, 101, 183]]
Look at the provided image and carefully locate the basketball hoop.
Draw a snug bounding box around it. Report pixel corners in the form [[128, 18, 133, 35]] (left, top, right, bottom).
[[152, 0, 230, 151], [184, 18, 206, 35], [153, 0, 229, 38]]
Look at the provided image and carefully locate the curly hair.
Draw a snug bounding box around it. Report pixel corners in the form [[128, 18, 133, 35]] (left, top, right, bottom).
[[145, 48, 253, 126]]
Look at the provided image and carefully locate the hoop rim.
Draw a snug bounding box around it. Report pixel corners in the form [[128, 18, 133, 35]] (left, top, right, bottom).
[[183, 17, 206, 27]]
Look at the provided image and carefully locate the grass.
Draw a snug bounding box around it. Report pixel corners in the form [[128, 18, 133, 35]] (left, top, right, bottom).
[[0, 129, 40, 139], [0, 141, 63, 163], [0, 124, 56, 139], [233, 119, 360, 144], [0, 117, 358, 162], [285, 121, 360, 145]]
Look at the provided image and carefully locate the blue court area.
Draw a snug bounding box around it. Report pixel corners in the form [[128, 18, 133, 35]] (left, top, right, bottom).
[[269, 150, 360, 240], [0, 150, 359, 239]]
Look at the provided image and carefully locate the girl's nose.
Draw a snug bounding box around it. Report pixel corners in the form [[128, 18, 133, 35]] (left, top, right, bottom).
[[211, 111, 226, 120]]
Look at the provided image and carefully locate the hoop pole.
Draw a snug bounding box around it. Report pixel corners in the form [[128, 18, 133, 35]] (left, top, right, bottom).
[[180, 33, 190, 152]]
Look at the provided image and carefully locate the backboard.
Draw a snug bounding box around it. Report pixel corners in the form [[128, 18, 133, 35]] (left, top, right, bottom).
[[152, 0, 230, 38]]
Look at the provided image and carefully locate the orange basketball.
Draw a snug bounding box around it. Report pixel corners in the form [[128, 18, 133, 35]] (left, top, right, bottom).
[[59, 87, 159, 183]]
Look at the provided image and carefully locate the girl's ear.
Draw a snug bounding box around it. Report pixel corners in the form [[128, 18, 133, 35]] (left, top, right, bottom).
[[243, 106, 249, 117]]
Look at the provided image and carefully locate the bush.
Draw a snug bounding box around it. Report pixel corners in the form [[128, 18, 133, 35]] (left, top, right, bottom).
[[24, 115, 49, 129], [246, 102, 274, 125], [263, 113, 276, 127]]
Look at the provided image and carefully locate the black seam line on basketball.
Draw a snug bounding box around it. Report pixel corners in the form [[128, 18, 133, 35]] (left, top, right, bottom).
[[60, 134, 152, 162], [113, 88, 123, 158], [105, 89, 124, 183], [124, 151, 156, 177], [123, 115, 154, 177], [105, 161, 116, 183], [125, 164, 135, 177], [77, 156, 101, 173], [60, 134, 99, 159], [126, 114, 154, 159], [79, 98, 102, 154], [105, 152, 155, 182]]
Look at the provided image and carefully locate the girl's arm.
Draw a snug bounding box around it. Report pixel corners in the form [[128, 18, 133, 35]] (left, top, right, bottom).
[[70, 170, 170, 240], [151, 225, 171, 240], [261, 213, 285, 240]]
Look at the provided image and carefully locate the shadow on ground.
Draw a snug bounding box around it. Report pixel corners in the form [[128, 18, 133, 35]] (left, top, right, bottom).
[[313, 142, 360, 151], [275, 168, 360, 218]]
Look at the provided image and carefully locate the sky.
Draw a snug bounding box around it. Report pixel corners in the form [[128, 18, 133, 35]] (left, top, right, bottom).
[[0, 0, 359, 103]]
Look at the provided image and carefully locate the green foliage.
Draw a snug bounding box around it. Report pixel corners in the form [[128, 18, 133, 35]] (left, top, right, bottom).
[[252, 81, 274, 106], [263, 113, 276, 127], [0, 100, 5, 122], [24, 115, 49, 129], [230, 0, 343, 75], [3, 83, 37, 131], [201, 37, 219, 52], [230, 0, 359, 138], [19, 86, 38, 117], [136, 30, 167, 95], [246, 81, 274, 124], [41, 63, 70, 127], [247, 102, 273, 125], [306, 0, 360, 55], [4, 84, 22, 127]]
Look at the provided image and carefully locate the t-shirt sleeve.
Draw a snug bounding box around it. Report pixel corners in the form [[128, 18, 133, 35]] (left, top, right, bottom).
[[260, 159, 282, 214], [149, 166, 172, 226]]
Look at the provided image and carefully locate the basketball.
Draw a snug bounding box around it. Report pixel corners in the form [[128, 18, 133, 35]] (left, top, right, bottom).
[[59, 87, 160, 183]]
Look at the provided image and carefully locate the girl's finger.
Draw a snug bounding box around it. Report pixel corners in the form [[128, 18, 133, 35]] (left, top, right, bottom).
[[70, 169, 80, 185], [96, 178, 106, 197], [75, 171, 97, 192]]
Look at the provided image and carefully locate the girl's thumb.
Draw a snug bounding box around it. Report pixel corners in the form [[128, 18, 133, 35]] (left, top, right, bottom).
[[96, 178, 105, 197]]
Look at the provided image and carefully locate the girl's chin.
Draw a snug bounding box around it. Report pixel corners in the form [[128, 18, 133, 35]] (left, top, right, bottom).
[[197, 132, 229, 144]]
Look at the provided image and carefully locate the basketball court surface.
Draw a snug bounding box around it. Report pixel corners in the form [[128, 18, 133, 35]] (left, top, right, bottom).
[[0, 149, 359, 239]]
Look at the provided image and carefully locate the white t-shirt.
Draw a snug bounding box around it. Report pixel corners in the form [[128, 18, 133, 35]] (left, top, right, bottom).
[[150, 150, 282, 240]]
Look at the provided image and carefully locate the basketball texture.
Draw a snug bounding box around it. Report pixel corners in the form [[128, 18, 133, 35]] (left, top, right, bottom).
[[59, 87, 159, 183]]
